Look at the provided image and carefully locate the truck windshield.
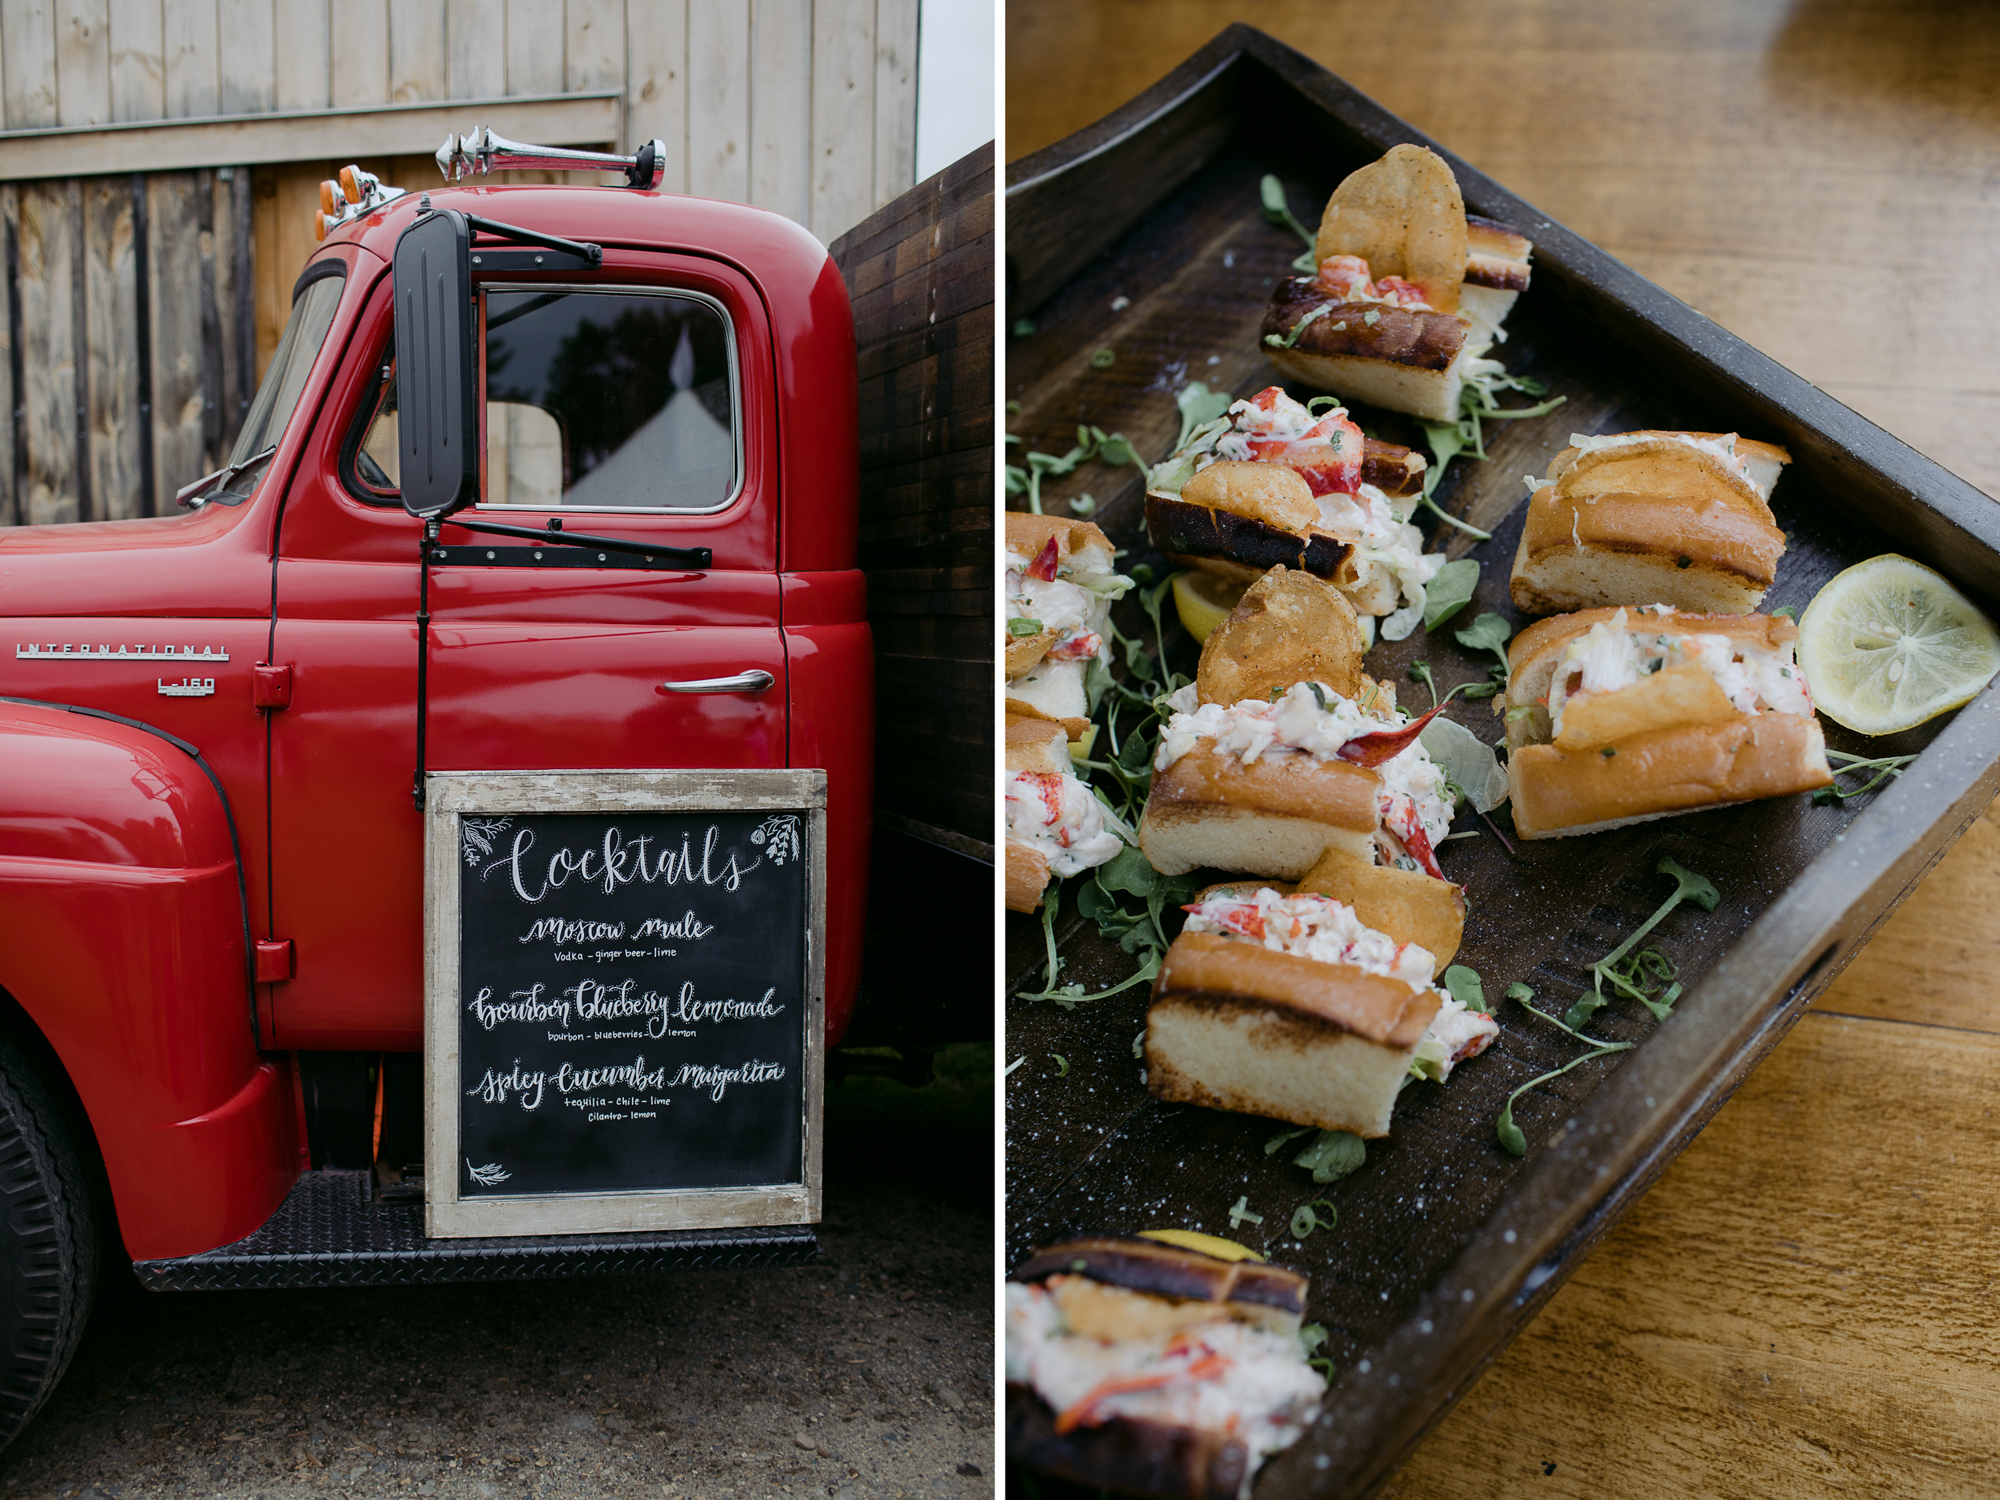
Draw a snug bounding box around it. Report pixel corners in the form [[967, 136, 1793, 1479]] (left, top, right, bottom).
[[216, 273, 344, 498]]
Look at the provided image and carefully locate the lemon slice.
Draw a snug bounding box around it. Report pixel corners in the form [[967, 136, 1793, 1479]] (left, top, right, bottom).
[[1171, 570, 1248, 643], [1796, 554, 2000, 735], [1137, 1229, 1264, 1262]]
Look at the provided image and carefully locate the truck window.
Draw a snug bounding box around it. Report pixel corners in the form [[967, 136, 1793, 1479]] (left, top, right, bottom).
[[346, 286, 741, 514], [210, 271, 343, 502]]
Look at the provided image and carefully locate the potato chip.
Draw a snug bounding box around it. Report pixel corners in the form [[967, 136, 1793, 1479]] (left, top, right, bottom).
[[1314, 144, 1468, 314], [1182, 460, 1319, 533], [1553, 663, 1738, 751], [1197, 567, 1366, 706]]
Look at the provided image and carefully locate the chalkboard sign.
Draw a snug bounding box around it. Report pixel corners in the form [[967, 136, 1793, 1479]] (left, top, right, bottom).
[[423, 770, 825, 1238]]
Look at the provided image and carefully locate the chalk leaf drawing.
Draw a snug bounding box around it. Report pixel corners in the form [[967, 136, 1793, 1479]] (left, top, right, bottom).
[[460, 817, 514, 866], [466, 1160, 511, 1187], [750, 814, 802, 866]]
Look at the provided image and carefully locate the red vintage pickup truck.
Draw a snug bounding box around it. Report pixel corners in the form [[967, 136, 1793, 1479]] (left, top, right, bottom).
[[0, 139, 873, 1439]]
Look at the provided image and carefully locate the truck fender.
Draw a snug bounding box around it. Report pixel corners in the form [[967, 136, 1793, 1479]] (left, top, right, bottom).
[[0, 700, 296, 1260]]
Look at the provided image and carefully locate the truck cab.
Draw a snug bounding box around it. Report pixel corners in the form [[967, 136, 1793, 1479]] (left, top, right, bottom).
[[0, 143, 871, 1439]]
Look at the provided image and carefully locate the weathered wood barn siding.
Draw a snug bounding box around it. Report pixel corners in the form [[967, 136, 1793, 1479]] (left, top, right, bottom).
[[829, 145, 993, 850], [0, 0, 921, 525]]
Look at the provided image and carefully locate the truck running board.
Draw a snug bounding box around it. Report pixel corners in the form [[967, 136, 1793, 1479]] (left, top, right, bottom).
[[131, 1171, 817, 1291]]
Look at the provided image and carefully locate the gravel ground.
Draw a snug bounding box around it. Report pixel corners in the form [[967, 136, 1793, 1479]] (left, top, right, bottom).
[[0, 1047, 994, 1500]]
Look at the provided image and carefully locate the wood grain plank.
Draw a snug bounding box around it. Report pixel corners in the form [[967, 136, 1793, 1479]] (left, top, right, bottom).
[[686, 0, 747, 204], [499, 0, 556, 97], [443, 0, 498, 99], [621, 0, 682, 182], [561, 0, 618, 93], [385, 0, 441, 102], [16, 181, 77, 524], [327, 0, 387, 107], [1384, 1011, 2000, 1499], [871, 0, 917, 206], [807, 0, 873, 242], [147, 170, 204, 505], [215, 0, 271, 112], [82, 175, 140, 518], [747, 0, 807, 222], [271, 0, 327, 110], [3, 0, 60, 127], [159, 0, 214, 116], [0, 188, 16, 527], [106, 0, 162, 120], [54, 0, 109, 125]]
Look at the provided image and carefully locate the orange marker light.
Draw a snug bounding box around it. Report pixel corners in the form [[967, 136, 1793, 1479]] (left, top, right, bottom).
[[318, 179, 339, 216], [314, 211, 329, 243], [339, 165, 362, 204]]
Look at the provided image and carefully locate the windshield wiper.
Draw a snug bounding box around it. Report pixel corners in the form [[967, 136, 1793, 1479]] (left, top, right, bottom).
[[176, 445, 277, 508]]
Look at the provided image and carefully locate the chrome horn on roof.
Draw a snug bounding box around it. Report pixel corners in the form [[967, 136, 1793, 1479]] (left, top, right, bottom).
[[435, 127, 667, 191]]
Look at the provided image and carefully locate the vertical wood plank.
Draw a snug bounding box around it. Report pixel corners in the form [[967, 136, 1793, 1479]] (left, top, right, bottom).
[[3, 0, 60, 127], [0, 188, 17, 527], [195, 168, 220, 465], [272, 0, 327, 109], [500, 0, 556, 96], [622, 0, 684, 188], [54, 0, 110, 125], [107, 0, 163, 120], [66, 179, 89, 520], [160, 0, 215, 116], [17, 182, 78, 525], [83, 176, 140, 519], [129, 172, 154, 514], [562, 0, 618, 92], [748, 0, 808, 223], [328, 0, 386, 106], [249, 162, 279, 378], [687, 0, 747, 204], [444, 0, 499, 98], [215, 0, 272, 112], [148, 171, 205, 505], [386, 0, 441, 101], [872, 0, 918, 205], [809, 0, 874, 241], [229, 163, 251, 446]]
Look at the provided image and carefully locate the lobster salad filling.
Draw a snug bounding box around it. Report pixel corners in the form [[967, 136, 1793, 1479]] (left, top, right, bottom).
[[1156, 683, 1455, 878], [1006, 1276, 1324, 1488], [1005, 534, 1130, 670], [1546, 606, 1815, 738], [1005, 767, 1127, 879], [1147, 388, 1445, 640]]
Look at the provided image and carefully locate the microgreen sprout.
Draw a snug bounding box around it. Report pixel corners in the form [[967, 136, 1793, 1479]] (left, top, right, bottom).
[[1454, 613, 1514, 691], [1812, 751, 1916, 806], [1227, 1195, 1264, 1229], [1290, 1199, 1338, 1241], [1258, 175, 1320, 273], [1051, 1054, 1069, 1077], [1004, 424, 1141, 515]]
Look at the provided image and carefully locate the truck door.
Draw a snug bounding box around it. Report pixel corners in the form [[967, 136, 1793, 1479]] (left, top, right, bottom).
[[268, 255, 787, 1050]]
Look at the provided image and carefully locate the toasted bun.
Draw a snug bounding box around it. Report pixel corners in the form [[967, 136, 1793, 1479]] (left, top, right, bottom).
[[1146, 932, 1440, 1137], [1196, 567, 1365, 706], [1139, 746, 1378, 879], [1548, 432, 1790, 502], [1146, 493, 1353, 582], [1008, 1384, 1250, 1500], [1509, 714, 1834, 838], [1005, 838, 1052, 913], [1005, 511, 1116, 568], [1006, 654, 1090, 741], [1006, 714, 1071, 774], [1510, 486, 1785, 617], [1293, 845, 1464, 966], [1262, 280, 1470, 423], [1361, 438, 1427, 499]]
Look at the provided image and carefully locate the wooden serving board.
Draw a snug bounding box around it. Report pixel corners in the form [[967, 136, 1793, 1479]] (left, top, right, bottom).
[[1003, 26, 2000, 1498]]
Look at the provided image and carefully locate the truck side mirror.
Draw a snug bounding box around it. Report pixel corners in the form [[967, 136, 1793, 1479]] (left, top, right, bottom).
[[392, 208, 478, 519]]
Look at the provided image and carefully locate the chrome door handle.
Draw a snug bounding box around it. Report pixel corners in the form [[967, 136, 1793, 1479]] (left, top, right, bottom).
[[657, 669, 775, 695]]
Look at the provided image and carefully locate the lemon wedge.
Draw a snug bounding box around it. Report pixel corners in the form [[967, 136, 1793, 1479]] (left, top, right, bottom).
[[1170, 570, 1248, 643], [1796, 554, 2000, 735], [1137, 1229, 1264, 1262]]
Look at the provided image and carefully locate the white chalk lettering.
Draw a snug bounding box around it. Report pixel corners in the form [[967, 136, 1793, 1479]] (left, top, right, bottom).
[[466, 1061, 547, 1110], [670, 1059, 786, 1101], [467, 984, 573, 1031], [520, 917, 626, 945], [481, 823, 761, 904]]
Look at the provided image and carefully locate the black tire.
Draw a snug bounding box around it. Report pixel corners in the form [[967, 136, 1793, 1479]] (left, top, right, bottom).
[[0, 1032, 97, 1448]]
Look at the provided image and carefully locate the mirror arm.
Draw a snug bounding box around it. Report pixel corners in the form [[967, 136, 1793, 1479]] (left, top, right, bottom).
[[437, 515, 711, 570], [462, 214, 602, 268]]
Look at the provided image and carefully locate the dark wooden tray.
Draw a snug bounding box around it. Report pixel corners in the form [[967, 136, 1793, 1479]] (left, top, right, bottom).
[[1002, 24, 2000, 1499]]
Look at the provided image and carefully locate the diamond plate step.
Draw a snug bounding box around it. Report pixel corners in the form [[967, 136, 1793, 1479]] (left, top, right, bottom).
[[133, 1171, 818, 1290]]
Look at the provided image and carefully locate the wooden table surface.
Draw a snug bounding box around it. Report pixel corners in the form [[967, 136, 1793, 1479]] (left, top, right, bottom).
[[1006, 3, 2000, 1493]]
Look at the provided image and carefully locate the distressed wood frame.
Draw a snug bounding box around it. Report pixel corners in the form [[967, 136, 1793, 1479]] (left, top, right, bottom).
[[423, 768, 827, 1239]]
